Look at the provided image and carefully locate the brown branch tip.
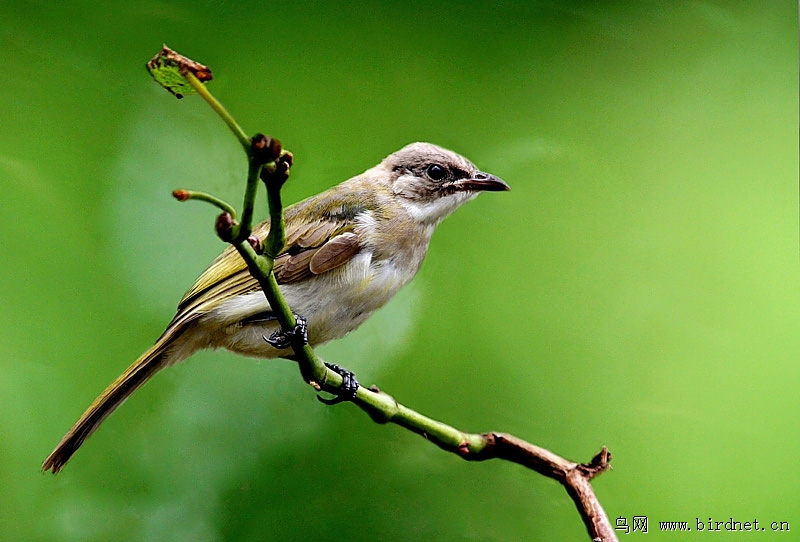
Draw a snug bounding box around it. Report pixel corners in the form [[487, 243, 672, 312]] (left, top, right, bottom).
[[579, 446, 612, 480]]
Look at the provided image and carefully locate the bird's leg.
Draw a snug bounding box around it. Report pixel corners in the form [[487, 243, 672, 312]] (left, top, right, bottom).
[[264, 315, 308, 350], [318, 363, 360, 405]]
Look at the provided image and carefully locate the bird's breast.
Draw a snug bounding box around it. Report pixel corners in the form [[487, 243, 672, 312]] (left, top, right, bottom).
[[283, 249, 411, 344]]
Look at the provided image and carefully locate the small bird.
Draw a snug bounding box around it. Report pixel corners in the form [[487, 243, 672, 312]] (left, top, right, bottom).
[[42, 142, 509, 473]]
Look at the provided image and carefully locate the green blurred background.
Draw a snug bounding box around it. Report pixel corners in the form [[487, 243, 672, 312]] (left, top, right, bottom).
[[2, 1, 798, 540]]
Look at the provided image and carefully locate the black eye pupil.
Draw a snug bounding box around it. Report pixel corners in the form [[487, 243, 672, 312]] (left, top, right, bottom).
[[427, 164, 446, 180]]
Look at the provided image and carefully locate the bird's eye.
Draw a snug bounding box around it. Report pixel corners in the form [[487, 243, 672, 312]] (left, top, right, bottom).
[[426, 164, 447, 181]]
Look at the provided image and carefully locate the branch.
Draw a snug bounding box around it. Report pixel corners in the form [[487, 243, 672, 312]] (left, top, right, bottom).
[[148, 45, 618, 542], [350, 386, 617, 541], [467, 435, 615, 542]]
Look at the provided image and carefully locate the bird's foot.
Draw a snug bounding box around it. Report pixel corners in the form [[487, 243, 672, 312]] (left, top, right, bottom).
[[264, 315, 308, 349], [318, 363, 360, 405]]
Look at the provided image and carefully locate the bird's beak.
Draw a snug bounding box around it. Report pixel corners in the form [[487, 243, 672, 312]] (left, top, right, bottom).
[[450, 171, 510, 192]]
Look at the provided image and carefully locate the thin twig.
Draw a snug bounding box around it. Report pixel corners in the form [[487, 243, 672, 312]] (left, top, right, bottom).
[[183, 70, 250, 152]]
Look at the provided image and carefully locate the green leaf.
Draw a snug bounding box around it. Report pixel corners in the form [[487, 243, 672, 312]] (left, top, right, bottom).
[[146, 45, 213, 99]]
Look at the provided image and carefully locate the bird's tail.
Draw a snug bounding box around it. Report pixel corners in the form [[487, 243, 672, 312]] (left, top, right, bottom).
[[42, 322, 194, 473]]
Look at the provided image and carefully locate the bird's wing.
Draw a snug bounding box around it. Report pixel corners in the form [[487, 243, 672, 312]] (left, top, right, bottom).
[[176, 208, 362, 317]]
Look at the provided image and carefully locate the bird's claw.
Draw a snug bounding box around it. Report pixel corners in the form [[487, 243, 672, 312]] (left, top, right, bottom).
[[264, 315, 308, 349], [318, 363, 360, 405]]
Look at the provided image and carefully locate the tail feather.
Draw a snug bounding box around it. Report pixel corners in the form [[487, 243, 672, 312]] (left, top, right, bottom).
[[42, 324, 191, 473]]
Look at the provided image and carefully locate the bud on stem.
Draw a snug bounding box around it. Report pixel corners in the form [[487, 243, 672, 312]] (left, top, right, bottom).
[[215, 212, 237, 242], [250, 133, 282, 165]]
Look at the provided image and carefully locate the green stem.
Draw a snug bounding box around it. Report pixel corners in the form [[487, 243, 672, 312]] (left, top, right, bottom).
[[234, 160, 264, 241], [173, 189, 237, 217], [184, 71, 251, 153], [264, 167, 287, 258], [229, 241, 289, 334], [353, 386, 487, 452], [232, 240, 327, 383], [181, 69, 324, 381]]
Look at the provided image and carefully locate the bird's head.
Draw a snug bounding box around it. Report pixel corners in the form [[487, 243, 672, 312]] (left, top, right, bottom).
[[382, 142, 509, 225]]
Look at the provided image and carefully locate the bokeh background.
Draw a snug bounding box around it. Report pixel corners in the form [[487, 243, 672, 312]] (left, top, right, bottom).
[[2, 1, 797, 540]]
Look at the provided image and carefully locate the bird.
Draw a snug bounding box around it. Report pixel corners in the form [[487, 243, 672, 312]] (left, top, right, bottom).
[[42, 142, 509, 473]]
